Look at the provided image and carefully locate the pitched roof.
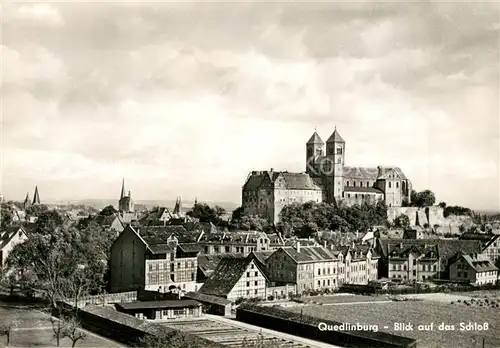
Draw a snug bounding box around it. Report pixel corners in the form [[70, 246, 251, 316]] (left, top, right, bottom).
[[95, 214, 121, 227], [199, 258, 265, 297], [306, 131, 324, 144], [377, 238, 482, 262], [247, 251, 275, 266], [279, 172, 323, 190], [138, 225, 196, 243], [326, 128, 345, 143], [116, 300, 201, 311], [282, 246, 338, 263], [178, 243, 204, 253], [459, 254, 499, 273], [0, 227, 26, 249], [459, 233, 499, 246], [183, 292, 232, 306], [343, 186, 384, 194], [243, 171, 323, 191], [197, 253, 246, 277]]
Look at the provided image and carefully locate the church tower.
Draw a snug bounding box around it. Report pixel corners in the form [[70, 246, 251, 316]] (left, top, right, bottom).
[[32, 186, 41, 206], [325, 127, 345, 202], [305, 130, 324, 176], [118, 179, 134, 213], [24, 192, 31, 210]]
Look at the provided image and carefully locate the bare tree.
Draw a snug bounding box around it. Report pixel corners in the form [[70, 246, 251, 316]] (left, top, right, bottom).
[[0, 319, 22, 346], [49, 309, 68, 347], [63, 317, 86, 348]]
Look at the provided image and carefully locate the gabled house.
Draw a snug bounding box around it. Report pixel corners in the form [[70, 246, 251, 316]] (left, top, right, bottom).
[[387, 243, 440, 282], [109, 225, 199, 293], [197, 253, 245, 283], [199, 257, 268, 301], [459, 233, 500, 266], [0, 227, 28, 266], [95, 214, 125, 234], [265, 243, 339, 292], [449, 253, 498, 286], [139, 207, 173, 226]]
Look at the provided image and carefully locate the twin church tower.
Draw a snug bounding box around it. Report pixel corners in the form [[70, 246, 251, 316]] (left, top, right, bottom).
[[242, 127, 412, 224]]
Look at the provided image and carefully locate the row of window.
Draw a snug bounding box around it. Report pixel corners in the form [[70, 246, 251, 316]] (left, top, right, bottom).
[[246, 271, 259, 277], [392, 264, 437, 272], [147, 272, 196, 284], [148, 261, 195, 272]]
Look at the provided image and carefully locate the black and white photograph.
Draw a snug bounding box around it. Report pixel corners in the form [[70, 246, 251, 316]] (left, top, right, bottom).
[[1, 1, 499, 347]]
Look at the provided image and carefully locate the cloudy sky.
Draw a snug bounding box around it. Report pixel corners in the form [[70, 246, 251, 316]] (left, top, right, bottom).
[[2, 1, 499, 211]]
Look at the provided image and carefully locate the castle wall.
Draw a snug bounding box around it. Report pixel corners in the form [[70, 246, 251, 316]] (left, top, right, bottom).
[[387, 206, 474, 233]]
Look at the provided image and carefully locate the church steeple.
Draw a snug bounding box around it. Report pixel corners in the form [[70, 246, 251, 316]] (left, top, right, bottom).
[[120, 179, 126, 200], [32, 186, 40, 205], [24, 192, 31, 209]]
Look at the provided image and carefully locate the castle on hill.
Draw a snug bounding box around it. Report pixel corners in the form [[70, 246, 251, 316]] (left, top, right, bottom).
[[242, 127, 412, 224]]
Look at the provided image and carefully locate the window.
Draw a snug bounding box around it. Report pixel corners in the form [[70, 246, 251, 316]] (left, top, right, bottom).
[[225, 246, 230, 252], [170, 263, 174, 272], [336, 147, 342, 155], [254, 281, 258, 286], [347, 181, 350, 186], [367, 182, 370, 187], [318, 280, 321, 286], [247, 272, 250, 277], [255, 289, 258, 295], [353, 182, 356, 187], [413, 260, 416, 266], [360, 182, 363, 187], [171, 274, 175, 282], [347, 194, 351, 198], [389, 182, 392, 188], [255, 271, 258, 277], [177, 262, 181, 268], [396, 182, 399, 188], [413, 270, 416, 276], [149, 264, 153, 271], [318, 269, 321, 275], [246, 282, 250, 287], [191, 272, 195, 281]]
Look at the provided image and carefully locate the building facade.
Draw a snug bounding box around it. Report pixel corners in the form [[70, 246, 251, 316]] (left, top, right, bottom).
[[242, 127, 412, 224], [387, 244, 440, 282], [0, 227, 28, 267], [264, 243, 379, 293], [449, 253, 498, 286], [199, 257, 268, 301], [109, 225, 199, 293]]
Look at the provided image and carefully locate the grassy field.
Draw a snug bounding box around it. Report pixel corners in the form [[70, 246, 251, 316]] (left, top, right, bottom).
[[304, 294, 389, 305], [0, 303, 125, 348], [283, 301, 500, 348]]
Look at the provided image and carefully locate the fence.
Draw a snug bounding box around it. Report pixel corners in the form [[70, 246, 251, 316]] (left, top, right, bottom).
[[76, 291, 137, 307]]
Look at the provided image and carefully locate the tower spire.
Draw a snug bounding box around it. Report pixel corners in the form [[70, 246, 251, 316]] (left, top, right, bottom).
[[32, 186, 40, 205], [120, 178, 125, 200]]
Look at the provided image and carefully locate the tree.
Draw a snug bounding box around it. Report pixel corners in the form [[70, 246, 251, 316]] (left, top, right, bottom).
[[62, 317, 86, 348], [410, 190, 436, 207], [0, 203, 15, 229], [438, 202, 447, 208], [99, 205, 117, 216], [49, 310, 68, 347], [187, 203, 226, 226], [297, 222, 318, 238], [236, 214, 270, 231], [393, 214, 411, 229], [0, 319, 21, 346]]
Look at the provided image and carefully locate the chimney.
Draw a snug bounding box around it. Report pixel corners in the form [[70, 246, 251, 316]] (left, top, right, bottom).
[[296, 241, 301, 253], [270, 168, 274, 172], [323, 241, 327, 248], [377, 166, 383, 177]]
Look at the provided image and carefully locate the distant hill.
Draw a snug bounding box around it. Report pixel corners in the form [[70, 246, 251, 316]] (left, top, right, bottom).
[[44, 199, 240, 212]]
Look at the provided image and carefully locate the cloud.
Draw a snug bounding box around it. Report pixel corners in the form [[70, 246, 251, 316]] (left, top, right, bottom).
[[1, 2, 499, 211]]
